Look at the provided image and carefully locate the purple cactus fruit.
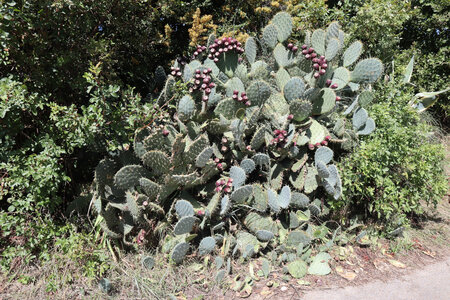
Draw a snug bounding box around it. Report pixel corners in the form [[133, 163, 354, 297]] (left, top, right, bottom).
[[246, 145, 252, 151], [308, 144, 315, 150], [221, 145, 227, 152], [193, 51, 199, 56], [220, 179, 226, 185], [214, 58, 219, 62], [311, 53, 317, 58], [202, 95, 209, 102], [320, 55, 325, 60], [242, 95, 248, 101], [238, 97, 243, 102], [287, 114, 294, 120], [228, 45, 233, 50], [282, 130, 288, 136], [223, 48, 229, 52], [210, 48, 215, 53], [171, 71, 176, 76], [214, 158, 220, 163], [292, 46, 298, 52], [302, 49, 308, 55], [330, 83, 338, 89], [238, 57, 243, 63], [321, 63, 328, 69], [312, 58, 319, 63], [237, 42, 242, 47], [228, 178, 234, 183], [233, 90, 239, 95], [314, 72, 320, 79], [274, 129, 281, 135], [217, 40, 222, 45], [196, 210, 205, 217], [205, 88, 211, 94], [203, 78, 210, 85], [209, 82, 216, 88], [308, 47, 314, 53], [207, 68, 212, 73], [305, 54, 311, 59], [319, 69, 326, 75], [315, 142, 321, 148], [215, 180, 221, 187], [195, 69, 201, 74], [321, 140, 328, 146], [325, 135, 331, 141], [201, 83, 207, 89], [335, 96, 341, 101], [287, 43, 294, 49], [201, 46, 206, 51], [302, 44, 307, 49], [215, 186, 222, 192], [313, 63, 320, 70], [217, 163, 223, 170], [143, 201, 148, 206], [221, 137, 228, 144], [208, 54, 213, 59], [245, 101, 251, 106], [325, 79, 332, 87], [224, 187, 231, 193], [162, 129, 170, 136]]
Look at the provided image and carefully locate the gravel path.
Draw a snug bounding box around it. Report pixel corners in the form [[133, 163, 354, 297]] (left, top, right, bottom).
[[301, 256, 450, 300]]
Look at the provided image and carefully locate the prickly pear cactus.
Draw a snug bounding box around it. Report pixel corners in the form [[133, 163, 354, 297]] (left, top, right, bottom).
[[91, 12, 382, 268]]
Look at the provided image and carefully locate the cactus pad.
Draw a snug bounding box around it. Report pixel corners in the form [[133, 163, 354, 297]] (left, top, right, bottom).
[[274, 43, 294, 67], [325, 38, 340, 61], [291, 192, 310, 209], [114, 165, 151, 191], [195, 146, 214, 168], [311, 29, 326, 55], [240, 158, 256, 174], [357, 117, 376, 135], [170, 242, 189, 264], [286, 231, 311, 247], [220, 195, 231, 216], [331, 67, 350, 91], [343, 41, 363, 67], [351, 58, 383, 83], [358, 90, 375, 108], [175, 200, 195, 218], [352, 107, 368, 130], [142, 150, 170, 174], [256, 230, 275, 242], [198, 237, 216, 255], [174, 216, 197, 235], [272, 12, 293, 42], [283, 77, 306, 103], [230, 185, 253, 204], [245, 37, 257, 64], [314, 146, 333, 165], [229, 166, 247, 189], [275, 68, 291, 90], [247, 80, 271, 106], [225, 77, 245, 97], [262, 24, 278, 49], [312, 88, 336, 115], [141, 256, 155, 269], [178, 95, 196, 121], [290, 99, 312, 122]]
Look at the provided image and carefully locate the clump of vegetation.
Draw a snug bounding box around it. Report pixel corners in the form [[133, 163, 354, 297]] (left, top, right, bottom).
[[89, 13, 384, 276]]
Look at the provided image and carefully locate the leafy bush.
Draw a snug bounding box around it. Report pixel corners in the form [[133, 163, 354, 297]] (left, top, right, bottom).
[[90, 13, 384, 271], [333, 79, 448, 227]]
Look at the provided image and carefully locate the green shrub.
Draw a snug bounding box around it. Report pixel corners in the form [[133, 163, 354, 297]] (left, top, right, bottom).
[[333, 79, 448, 226]]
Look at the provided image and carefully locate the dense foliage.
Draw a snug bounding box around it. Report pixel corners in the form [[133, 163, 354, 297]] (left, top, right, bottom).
[[0, 0, 448, 279]]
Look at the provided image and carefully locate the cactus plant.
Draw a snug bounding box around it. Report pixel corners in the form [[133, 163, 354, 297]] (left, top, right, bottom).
[[91, 12, 382, 269]]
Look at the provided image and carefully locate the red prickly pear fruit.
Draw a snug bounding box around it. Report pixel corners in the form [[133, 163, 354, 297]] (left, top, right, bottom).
[[320, 55, 325, 60], [162, 129, 170, 136], [228, 178, 234, 183], [246, 145, 252, 151], [305, 54, 311, 59], [214, 158, 220, 163], [314, 72, 320, 79], [195, 69, 201, 74], [226, 181, 233, 188], [232, 94, 238, 100], [215, 180, 221, 187], [224, 187, 231, 193], [287, 43, 293, 49], [282, 130, 288, 136], [196, 210, 205, 217], [308, 144, 315, 150], [245, 101, 251, 106], [215, 186, 222, 192], [302, 49, 308, 55], [274, 129, 281, 135], [238, 57, 243, 63], [143, 201, 148, 206], [315, 142, 321, 148], [217, 163, 223, 170], [321, 63, 328, 69], [302, 44, 307, 49], [308, 47, 314, 53], [205, 88, 211, 95], [313, 63, 320, 70], [221, 137, 228, 144], [312, 58, 319, 63], [325, 135, 331, 141], [335, 96, 341, 101], [292, 46, 298, 52], [321, 140, 328, 146], [330, 84, 338, 89], [233, 90, 239, 95], [220, 179, 226, 185], [176, 71, 182, 76], [319, 69, 326, 75], [213, 58, 219, 62], [221, 146, 227, 152], [171, 71, 176, 76], [209, 82, 216, 88], [311, 53, 317, 58], [287, 114, 294, 120], [326, 79, 332, 87], [202, 95, 209, 102]]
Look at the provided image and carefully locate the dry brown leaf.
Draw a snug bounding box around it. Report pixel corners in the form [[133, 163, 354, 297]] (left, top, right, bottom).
[[388, 259, 407, 268], [335, 266, 357, 281]]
